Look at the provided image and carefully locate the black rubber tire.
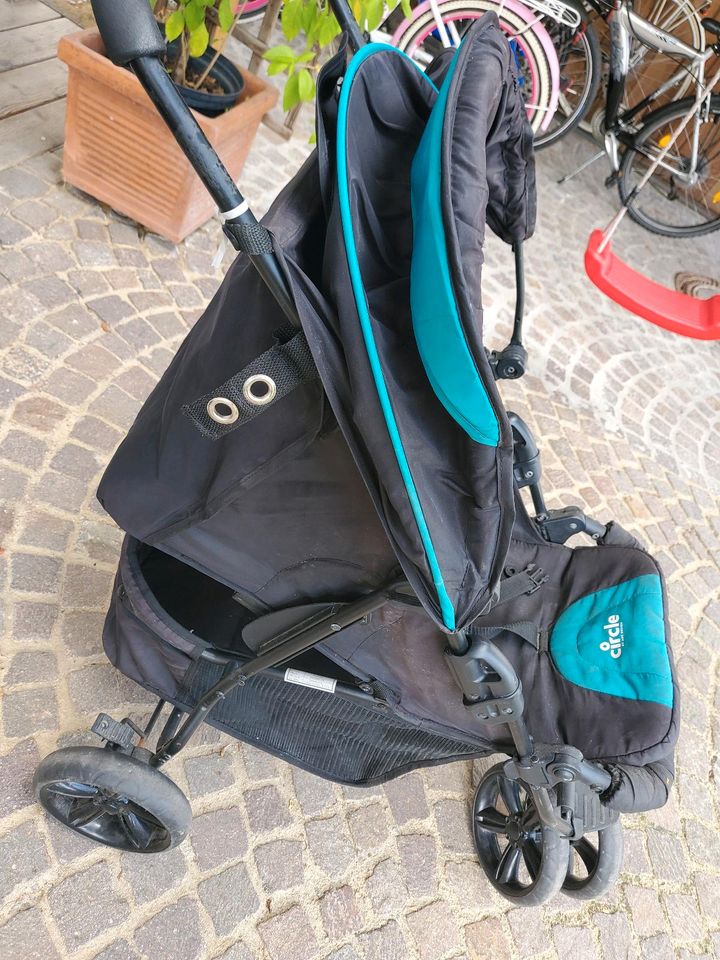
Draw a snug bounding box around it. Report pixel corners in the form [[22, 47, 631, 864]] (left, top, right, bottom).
[[472, 762, 569, 907], [618, 94, 720, 238], [563, 818, 624, 899], [34, 746, 192, 853], [534, 0, 602, 150]]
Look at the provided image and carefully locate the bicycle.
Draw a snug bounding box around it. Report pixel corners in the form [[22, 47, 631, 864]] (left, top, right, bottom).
[[574, 1, 720, 237]]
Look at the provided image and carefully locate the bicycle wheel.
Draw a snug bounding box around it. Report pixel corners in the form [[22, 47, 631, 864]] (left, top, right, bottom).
[[534, 0, 601, 149], [392, 0, 555, 134], [618, 94, 720, 238]]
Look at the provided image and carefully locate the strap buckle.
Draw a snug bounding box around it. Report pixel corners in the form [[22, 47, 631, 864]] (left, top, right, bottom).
[[525, 563, 549, 594]]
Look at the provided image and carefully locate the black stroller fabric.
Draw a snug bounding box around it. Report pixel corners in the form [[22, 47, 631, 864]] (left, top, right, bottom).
[[98, 17, 678, 806]]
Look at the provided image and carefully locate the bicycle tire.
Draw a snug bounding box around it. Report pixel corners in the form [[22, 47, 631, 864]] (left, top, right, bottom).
[[392, 0, 554, 134], [534, 0, 601, 149], [618, 94, 720, 238]]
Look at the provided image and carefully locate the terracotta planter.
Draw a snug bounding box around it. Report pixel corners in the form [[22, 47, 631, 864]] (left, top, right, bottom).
[[58, 30, 278, 243]]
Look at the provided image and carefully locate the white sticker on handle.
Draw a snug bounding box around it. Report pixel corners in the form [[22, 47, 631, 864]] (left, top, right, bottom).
[[284, 669, 337, 694]]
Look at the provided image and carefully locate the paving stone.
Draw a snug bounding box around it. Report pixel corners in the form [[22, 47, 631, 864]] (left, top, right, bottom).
[[625, 886, 666, 938], [50, 444, 101, 482], [320, 884, 365, 940], [48, 862, 130, 950], [135, 898, 204, 960], [434, 797, 475, 854], [184, 752, 236, 797], [0, 738, 39, 817], [384, 773, 429, 825], [244, 785, 292, 833], [258, 905, 319, 960], [62, 564, 112, 606], [357, 920, 408, 960], [120, 847, 187, 904], [0, 464, 29, 500], [445, 859, 492, 909], [71, 415, 124, 452], [0, 821, 50, 899], [36, 471, 88, 512], [507, 908, 551, 957], [553, 925, 600, 960], [292, 766, 337, 816], [67, 663, 151, 712], [397, 834, 438, 898], [663, 892, 704, 942], [407, 900, 463, 960], [60, 609, 106, 656], [367, 858, 408, 917], [347, 802, 390, 850], [0, 430, 47, 469], [3, 685, 58, 737], [640, 934, 674, 960], [326, 948, 361, 960], [242, 743, 282, 781], [217, 943, 257, 960], [594, 910, 635, 960], [11, 553, 61, 593], [464, 916, 512, 960], [0, 906, 60, 960], [5, 650, 57, 684], [12, 600, 59, 641], [91, 940, 141, 960], [254, 838, 305, 893], [305, 814, 355, 879], [191, 807, 248, 871]]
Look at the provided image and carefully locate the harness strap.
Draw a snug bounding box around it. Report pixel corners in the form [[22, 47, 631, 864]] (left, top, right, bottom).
[[468, 620, 539, 650], [492, 564, 548, 607], [182, 329, 318, 440]]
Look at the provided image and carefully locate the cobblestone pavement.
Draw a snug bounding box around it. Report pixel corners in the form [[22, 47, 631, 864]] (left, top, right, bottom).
[[1, 81, 719, 960]]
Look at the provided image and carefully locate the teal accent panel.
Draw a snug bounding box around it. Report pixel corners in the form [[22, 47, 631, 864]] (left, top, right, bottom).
[[410, 51, 500, 446], [336, 43, 456, 630], [549, 574, 673, 707]]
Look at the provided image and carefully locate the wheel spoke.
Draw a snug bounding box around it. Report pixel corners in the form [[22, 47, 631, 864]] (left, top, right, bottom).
[[521, 838, 542, 880], [475, 806, 509, 834], [119, 809, 156, 850], [46, 780, 99, 799], [572, 836, 600, 875], [495, 843, 522, 885], [67, 799, 102, 828], [499, 777, 522, 816]]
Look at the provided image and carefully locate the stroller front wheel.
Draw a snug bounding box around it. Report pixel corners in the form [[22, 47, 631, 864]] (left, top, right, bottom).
[[34, 745, 192, 854], [472, 763, 569, 906], [562, 818, 624, 899]]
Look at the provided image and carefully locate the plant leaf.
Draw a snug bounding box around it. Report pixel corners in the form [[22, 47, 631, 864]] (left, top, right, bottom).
[[297, 67, 315, 102], [281, 0, 303, 40], [365, 0, 384, 32], [184, 0, 206, 32], [283, 71, 301, 112], [400, 0, 413, 18], [188, 20, 209, 56], [218, 0, 234, 31], [264, 44, 297, 64], [164, 8, 185, 41]]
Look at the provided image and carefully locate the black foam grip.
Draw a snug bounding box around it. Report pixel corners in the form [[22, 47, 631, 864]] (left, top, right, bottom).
[[91, 0, 166, 66]]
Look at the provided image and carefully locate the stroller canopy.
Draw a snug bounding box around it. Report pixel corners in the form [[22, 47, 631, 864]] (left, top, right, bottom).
[[98, 16, 535, 632]]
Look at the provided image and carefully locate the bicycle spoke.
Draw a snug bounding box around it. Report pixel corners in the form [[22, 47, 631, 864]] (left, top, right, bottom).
[[496, 843, 522, 885], [67, 799, 103, 828], [475, 806, 509, 833]]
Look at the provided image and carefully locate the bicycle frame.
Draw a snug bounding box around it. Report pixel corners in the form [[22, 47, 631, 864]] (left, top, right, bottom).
[[601, 0, 717, 182]]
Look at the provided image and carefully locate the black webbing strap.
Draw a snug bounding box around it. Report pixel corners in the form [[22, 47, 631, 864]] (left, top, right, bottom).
[[491, 564, 548, 608], [468, 621, 539, 650], [223, 220, 274, 256], [182, 329, 318, 440]]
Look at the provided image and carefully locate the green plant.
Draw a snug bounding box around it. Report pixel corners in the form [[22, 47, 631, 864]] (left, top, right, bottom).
[[152, 0, 245, 88], [265, 0, 411, 113]]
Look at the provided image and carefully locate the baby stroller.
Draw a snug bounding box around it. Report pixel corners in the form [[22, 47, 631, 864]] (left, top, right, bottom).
[[34, 0, 678, 906]]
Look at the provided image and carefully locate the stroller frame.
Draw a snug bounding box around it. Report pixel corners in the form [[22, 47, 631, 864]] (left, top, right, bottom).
[[32, 0, 669, 908]]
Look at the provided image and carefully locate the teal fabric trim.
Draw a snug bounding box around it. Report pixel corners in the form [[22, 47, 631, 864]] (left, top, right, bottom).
[[336, 43, 456, 630], [549, 574, 673, 708], [410, 51, 500, 446]]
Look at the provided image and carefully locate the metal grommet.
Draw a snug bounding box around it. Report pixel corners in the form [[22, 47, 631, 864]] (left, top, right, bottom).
[[243, 374, 276, 406], [207, 397, 239, 424]]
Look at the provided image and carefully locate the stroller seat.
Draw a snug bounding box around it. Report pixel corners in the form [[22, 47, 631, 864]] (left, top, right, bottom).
[[35, 2, 679, 909]]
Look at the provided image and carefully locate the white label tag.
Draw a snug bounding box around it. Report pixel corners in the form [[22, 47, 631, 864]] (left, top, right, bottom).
[[284, 668, 337, 694]]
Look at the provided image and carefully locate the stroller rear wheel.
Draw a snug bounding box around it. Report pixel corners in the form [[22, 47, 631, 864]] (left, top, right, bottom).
[[34, 746, 191, 853], [472, 763, 569, 906], [563, 818, 624, 899]]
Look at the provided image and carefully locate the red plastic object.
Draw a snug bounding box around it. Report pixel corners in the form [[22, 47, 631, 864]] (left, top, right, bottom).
[[584, 229, 720, 341]]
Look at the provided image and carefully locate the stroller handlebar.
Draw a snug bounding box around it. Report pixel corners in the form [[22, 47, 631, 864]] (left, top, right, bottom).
[[91, 0, 165, 66]]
